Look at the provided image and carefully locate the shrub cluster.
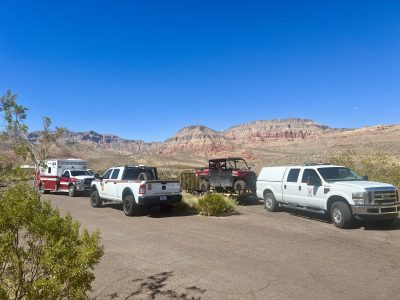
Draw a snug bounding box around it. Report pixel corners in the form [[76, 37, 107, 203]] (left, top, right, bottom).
[[179, 192, 237, 216], [0, 184, 104, 299]]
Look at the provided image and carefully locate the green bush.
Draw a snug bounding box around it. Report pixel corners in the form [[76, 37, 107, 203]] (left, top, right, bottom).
[[196, 193, 237, 216], [0, 184, 103, 299]]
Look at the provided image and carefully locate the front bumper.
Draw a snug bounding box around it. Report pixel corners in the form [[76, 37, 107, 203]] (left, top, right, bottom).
[[137, 194, 182, 206], [351, 203, 400, 220], [76, 184, 92, 191]]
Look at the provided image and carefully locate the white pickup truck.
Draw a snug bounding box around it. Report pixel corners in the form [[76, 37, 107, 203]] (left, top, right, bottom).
[[90, 165, 182, 216], [257, 164, 399, 228]]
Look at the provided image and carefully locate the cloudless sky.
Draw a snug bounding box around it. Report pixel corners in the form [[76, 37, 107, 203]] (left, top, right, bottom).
[[0, 0, 399, 141]]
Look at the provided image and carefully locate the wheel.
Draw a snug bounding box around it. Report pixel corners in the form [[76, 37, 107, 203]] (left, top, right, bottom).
[[123, 194, 139, 216], [199, 180, 209, 191], [234, 180, 247, 195], [90, 190, 103, 208], [264, 192, 279, 212], [331, 202, 353, 229], [68, 185, 76, 197], [38, 182, 49, 194], [375, 219, 396, 227], [160, 204, 173, 213]]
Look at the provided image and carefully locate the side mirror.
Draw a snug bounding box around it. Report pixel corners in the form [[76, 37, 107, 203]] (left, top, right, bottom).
[[95, 173, 102, 180], [362, 175, 369, 181]]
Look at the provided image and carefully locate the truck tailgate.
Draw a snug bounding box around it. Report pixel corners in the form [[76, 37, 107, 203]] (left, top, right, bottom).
[[144, 180, 181, 196]]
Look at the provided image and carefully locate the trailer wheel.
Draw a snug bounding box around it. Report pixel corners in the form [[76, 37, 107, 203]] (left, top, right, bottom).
[[234, 180, 246, 196], [38, 182, 49, 194], [199, 180, 209, 191], [68, 185, 76, 197], [123, 194, 140, 216], [90, 190, 103, 208]]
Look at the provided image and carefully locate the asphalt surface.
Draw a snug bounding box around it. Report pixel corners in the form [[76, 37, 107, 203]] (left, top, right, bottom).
[[43, 193, 400, 300]]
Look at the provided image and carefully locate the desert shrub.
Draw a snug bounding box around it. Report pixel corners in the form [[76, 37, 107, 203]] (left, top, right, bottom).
[[0, 184, 103, 299], [196, 193, 237, 216], [329, 150, 400, 188]]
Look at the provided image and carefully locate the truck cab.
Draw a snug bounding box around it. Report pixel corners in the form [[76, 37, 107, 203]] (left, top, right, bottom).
[[257, 164, 399, 228]]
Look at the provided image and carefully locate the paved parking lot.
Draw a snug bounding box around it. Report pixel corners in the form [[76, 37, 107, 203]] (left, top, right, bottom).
[[43, 193, 400, 300]]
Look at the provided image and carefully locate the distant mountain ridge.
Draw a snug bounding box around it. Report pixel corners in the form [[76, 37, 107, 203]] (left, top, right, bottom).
[[28, 118, 348, 156]]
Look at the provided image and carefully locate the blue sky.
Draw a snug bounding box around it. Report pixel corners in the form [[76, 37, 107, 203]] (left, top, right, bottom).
[[0, 1, 399, 142]]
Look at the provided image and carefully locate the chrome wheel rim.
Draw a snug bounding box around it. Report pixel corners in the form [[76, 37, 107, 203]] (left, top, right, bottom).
[[333, 207, 342, 224], [124, 199, 130, 212], [265, 197, 272, 209]]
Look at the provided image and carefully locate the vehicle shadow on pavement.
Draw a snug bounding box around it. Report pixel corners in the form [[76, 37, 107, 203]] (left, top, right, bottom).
[[283, 208, 400, 230], [359, 219, 400, 231], [104, 203, 198, 218], [94, 271, 206, 300], [237, 196, 263, 206]]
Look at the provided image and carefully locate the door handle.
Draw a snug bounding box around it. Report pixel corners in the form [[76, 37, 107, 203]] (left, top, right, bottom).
[[114, 182, 117, 184], [298, 186, 301, 191], [284, 185, 287, 189]]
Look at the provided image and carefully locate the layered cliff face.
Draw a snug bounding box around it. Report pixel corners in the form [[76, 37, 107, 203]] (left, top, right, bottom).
[[159, 125, 235, 155], [223, 118, 344, 143]]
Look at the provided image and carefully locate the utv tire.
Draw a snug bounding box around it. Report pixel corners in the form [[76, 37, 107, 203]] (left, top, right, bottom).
[[90, 190, 103, 208], [160, 204, 173, 213], [68, 185, 76, 197], [123, 194, 139, 216], [264, 192, 279, 212], [199, 180, 209, 191], [331, 202, 353, 229], [234, 180, 246, 195]]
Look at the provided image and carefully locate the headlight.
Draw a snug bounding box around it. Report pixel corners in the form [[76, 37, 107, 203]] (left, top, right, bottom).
[[77, 179, 84, 184], [352, 192, 368, 205]]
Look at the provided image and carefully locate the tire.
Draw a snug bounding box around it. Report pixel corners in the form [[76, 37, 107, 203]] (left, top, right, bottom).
[[137, 172, 148, 181], [38, 182, 49, 194], [123, 194, 139, 216], [199, 180, 209, 191], [264, 192, 279, 212], [160, 204, 173, 213], [331, 202, 353, 229], [68, 185, 76, 197], [90, 190, 103, 208], [234, 180, 246, 195]]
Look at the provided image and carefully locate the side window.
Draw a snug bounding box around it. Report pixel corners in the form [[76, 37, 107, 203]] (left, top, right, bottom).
[[111, 169, 120, 179], [301, 169, 320, 183], [62, 171, 70, 178], [102, 169, 113, 179], [287, 168, 300, 183]]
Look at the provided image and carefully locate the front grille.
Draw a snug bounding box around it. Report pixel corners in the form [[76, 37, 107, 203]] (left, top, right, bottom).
[[370, 190, 398, 205], [84, 178, 93, 186]]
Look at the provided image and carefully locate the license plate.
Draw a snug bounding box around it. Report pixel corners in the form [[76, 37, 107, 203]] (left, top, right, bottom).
[[160, 195, 167, 201]]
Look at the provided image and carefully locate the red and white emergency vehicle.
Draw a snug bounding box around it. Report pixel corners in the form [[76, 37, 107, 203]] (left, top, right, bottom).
[[35, 159, 94, 197]]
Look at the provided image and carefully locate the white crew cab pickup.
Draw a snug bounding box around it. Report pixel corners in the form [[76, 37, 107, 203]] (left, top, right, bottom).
[[90, 165, 182, 216], [257, 164, 399, 228]]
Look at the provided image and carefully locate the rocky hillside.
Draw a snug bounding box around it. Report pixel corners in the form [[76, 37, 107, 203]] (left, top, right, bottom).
[[28, 130, 161, 154], [222, 118, 346, 143]]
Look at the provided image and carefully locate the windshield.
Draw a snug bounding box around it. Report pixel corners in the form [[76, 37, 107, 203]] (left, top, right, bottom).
[[317, 167, 363, 182], [228, 159, 250, 170], [70, 170, 92, 176]]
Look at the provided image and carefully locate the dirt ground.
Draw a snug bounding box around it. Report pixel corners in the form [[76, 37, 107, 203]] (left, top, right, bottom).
[[43, 193, 400, 300]]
